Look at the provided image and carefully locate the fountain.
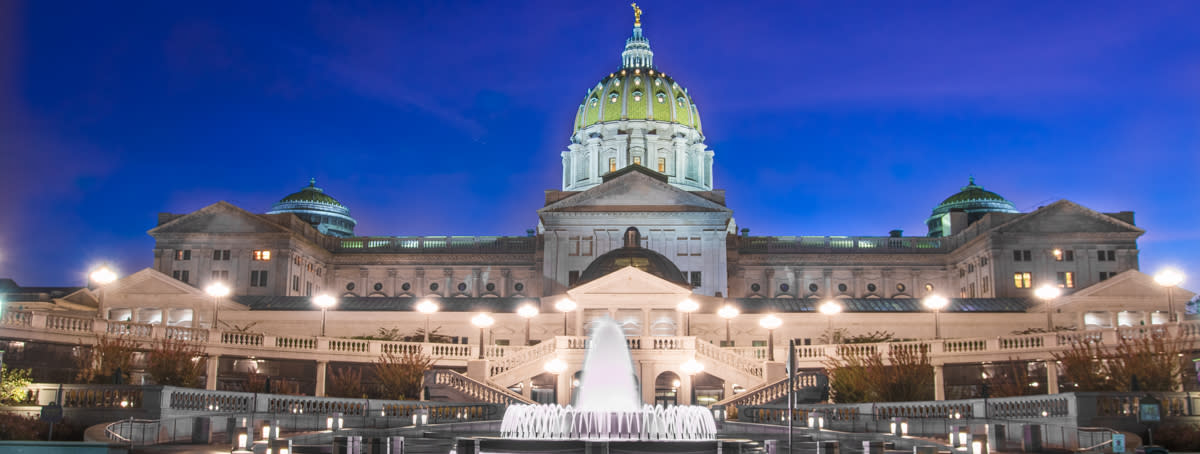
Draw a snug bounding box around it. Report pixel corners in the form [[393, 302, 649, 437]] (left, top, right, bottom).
[[499, 317, 717, 441]]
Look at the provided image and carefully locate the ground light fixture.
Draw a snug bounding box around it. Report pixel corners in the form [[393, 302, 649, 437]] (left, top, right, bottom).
[[518, 303, 540, 345], [676, 299, 699, 336], [922, 294, 949, 339], [717, 304, 739, 346], [472, 313, 495, 359], [415, 299, 439, 343], [555, 298, 577, 335], [313, 294, 337, 337], [758, 314, 782, 361]]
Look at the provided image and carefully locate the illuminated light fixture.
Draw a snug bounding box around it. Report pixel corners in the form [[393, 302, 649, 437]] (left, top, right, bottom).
[[555, 298, 577, 335], [415, 299, 439, 343], [1155, 267, 1186, 322], [471, 313, 495, 359], [759, 315, 782, 361], [718, 304, 739, 345], [1034, 285, 1061, 330], [676, 299, 699, 336], [923, 294, 949, 339], [517, 303, 539, 346], [313, 294, 337, 337], [90, 266, 118, 285]]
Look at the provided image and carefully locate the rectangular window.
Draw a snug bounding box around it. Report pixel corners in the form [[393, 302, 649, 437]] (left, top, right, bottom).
[[292, 275, 300, 291], [609, 158, 616, 173], [690, 271, 702, 288], [251, 270, 268, 287], [960, 287, 967, 298], [210, 270, 229, 281], [305, 282, 313, 296], [294, 256, 302, 266], [982, 276, 990, 294], [677, 236, 688, 256], [657, 157, 666, 173], [1065, 250, 1074, 261], [175, 250, 191, 261], [568, 236, 580, 256], [1099, 271, 1115, 281], [1057, 271, 1075, 288], [1098, 250, 1116, 261], [633, 156, 642, 165], [959, 269, 966, 278], [568, 270, 580, 286], [969, 283, 976, 298], [690, 237, 701, 256], [172, 270, 189, 283], [980, 257, 989, 266], [967, 263, 975, 273], [253, 250, 271, 261], [212, 250, 231, 261], [1013, 272, 1032, 289], [1013, 250, 1032, 261], [1107, 250, 1116, 261]]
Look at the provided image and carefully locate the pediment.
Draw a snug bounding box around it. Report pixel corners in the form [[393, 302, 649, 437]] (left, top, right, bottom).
[[996, 200, 1143, 235], [568, 266, 692, 298], [148, 201, 290, 236], [540, 170, 730, 214], [1070, 270, 1195, 300], [109, 269, 208, 297]]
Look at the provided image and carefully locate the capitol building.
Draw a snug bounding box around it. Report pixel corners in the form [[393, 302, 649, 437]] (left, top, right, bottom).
[[0, 10, 1193, 406]]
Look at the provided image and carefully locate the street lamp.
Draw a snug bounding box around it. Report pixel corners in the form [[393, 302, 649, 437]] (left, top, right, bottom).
[[677, 299, 699, 336], [555, 298, 577, 336], [544, 357, 567, 405], [313, 294, 337, 337], [1154, 268, 1186, 322], [205, 282, 230, 330], [818, 300, 842, 331], [718, 304, 739, 346], [680, 358, 705, 405], [518, 303, 540, 346], [923, 294, 949, 339], [759, 314, 782, 361], [1034, 286, 1061, 331], [471, 313, 495, 359], [415, 299, 439, 343], [90, 265, 118, 319]]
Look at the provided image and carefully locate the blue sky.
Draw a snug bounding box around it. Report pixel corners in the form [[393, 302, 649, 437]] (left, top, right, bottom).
[[1, 1, 1197, 287]]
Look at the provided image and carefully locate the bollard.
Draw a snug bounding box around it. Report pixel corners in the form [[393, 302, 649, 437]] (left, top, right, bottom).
[[389, 436, 404, 454]]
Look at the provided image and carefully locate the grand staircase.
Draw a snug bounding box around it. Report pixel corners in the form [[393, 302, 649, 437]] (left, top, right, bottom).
[[712, 372, 827, 420], [424, 369, 534, 405]]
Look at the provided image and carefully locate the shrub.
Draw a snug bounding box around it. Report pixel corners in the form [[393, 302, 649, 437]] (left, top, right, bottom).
[[0, 366, 34, 404], [824, 343, 933, 403], [374, 351, 434, 400], [0, 412, 84, 441], [1055, 328, 1187, 392], [145, 338, 207, 387], [74, 335, 138, 384], [328, 367, 364, 398]]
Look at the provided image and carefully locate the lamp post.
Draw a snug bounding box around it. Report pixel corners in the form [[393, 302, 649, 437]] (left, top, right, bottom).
[[471, 313, 495, 359], [90, 265, 118, 319], [1034, 286, 1061, 331], [759, 314, 782, 361], [313, 294, 337, 337], [1154, 268, 1186, 322], [415, 299, 439, 343], [680, 358, 704, 406], [205, 282, 230, 330], [677, 299, 699, 336], [818, 300, 842, 331], [923, 294, 949, 339], [718, 304, 739, 347], [555, 298, 577, 335], [544, 357, 567, 405], [518, 303, 539, 346]]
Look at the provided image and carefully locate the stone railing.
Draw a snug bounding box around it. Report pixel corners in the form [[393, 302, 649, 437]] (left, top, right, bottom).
[[738, 235, 947, 254], [0, 309, 33, 327], [712, 373, 824, 420], [45, 314, 94, 333], [335, 235, 536, 254], [695, 339, 763, 379], [489, 339, 557, 378], [426, 369, 534, 405]]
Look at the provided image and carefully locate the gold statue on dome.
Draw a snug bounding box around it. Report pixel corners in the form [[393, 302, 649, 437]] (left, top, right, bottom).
[[631, 3, 642, 26]]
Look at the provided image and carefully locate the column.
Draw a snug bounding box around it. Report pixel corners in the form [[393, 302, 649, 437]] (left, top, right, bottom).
[[558, 370, 572, 407], [206, 355, 220, 390], [1044, 360, 1058, 395], [160, 309, 170, 326], [522, 378, 533, 399], [681, 373, 694, 405], [315, 361, 328, 397], [472, 268, 482, 297], [934, 364, 946, 401], [642, 309, 651, 338], [415, 268, 425, 296]]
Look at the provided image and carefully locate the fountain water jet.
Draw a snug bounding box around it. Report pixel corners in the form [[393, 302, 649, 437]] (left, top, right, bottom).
[[500, 317, 717, 441]]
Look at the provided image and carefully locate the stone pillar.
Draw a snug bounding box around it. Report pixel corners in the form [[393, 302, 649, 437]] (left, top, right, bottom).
[[160, 309, 170, 326], [206, 355, 220, 390], [558, 370, 572, 407], [467, 359, 489, 382], [522, 378, 533, 399], [472, 268, 482, 297], [934, 364, 946, 401], [315, 361, 328, 397], [415, 268, 425, 297], [642, 309, 651, 337], [1044, 360, 1058, 395], [681, 373, 694, 406]]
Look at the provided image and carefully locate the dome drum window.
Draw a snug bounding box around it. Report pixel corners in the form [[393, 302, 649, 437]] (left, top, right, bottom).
[[401, 282, 411, 291], [779, 283, 790, 293], [430, 283, 439, 291], [373, 283, 383, 291], [486, 283, 496, 292], [457, 282, 468, 292], [514, 283, 525, 292], [656, 93, 666, 103], [808, 283, 819, 293], [837, 283, 848, 293], [590, 97, 599, 106], [750, 283, 761, 293], [632, 91, 643, 102], [896, 283, 907, 292], [867, 283, 877, 293], [610, 93, 619, 103], [634, 76, 641, 86]]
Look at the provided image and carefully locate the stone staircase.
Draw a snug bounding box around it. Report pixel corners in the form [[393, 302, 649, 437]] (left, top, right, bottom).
[[488, 339, 558, 388], [713, 372, 827, 419], [425, 369, 535, 405], [694, 339, 763, 387]]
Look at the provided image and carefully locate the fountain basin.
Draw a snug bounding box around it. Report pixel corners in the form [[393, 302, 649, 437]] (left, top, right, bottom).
[[500, 404, 717, 441]]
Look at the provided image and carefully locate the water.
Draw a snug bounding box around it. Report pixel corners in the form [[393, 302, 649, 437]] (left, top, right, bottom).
[[499, 317, 717, 441]]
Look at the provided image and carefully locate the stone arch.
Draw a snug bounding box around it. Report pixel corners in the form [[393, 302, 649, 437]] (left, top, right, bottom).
[[654, 371, 681, 407]]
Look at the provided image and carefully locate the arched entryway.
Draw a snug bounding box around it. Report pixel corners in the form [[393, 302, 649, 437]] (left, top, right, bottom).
[[654, 371, 680, 407]]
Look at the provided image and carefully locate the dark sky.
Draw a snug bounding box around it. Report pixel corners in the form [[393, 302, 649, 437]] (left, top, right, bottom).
[[2, 1, 1198, 288]]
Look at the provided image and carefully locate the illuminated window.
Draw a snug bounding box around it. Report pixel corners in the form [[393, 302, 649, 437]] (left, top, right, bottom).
[[1014, 272, 1032, 289], [1057, 272, 1075, 288], [657, 158, 666, 172], [925, 283, 935, 292], [609, 158, 617, 173], [655, 78, 662, 86], [633, 156, 642, 165], [305, 282, 312, 296], [590, 97, 598, 107], [896, 283, 906, 292], [175, 250, 191, 261], [1053, 249, 1074, 261], [609, 93, 619, 103], [656, 93, 666, 103], [677, 97, 685, 107], [293, 256, 302, 266], [253, 250, 271, 261], [632, 91, 642, 102], [634, 77, 641, 86]]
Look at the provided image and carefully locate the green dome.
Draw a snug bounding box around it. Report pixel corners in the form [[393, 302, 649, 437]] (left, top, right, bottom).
[[926, 177, 1019, 237], [938, 180, 1010, 206], [279, 179, 344, 208], [573, 69, 702, 134]]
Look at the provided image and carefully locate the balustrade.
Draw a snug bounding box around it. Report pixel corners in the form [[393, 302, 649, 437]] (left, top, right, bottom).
[[220, 331, 263, 346], [328, 339, 369, 353], [163, 326, 207, 342], [45, 314, 93, 333], [107, 320, 154, 338], [274, 336, 317, 350], [0, 310, 32, 327]]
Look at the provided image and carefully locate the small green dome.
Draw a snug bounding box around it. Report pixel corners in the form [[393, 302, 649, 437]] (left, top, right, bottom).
[[279, 179, 344, 208], [573, 68, 702, 134], [926, 177, 1018, 237], [938, 179, 1011, 207]]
